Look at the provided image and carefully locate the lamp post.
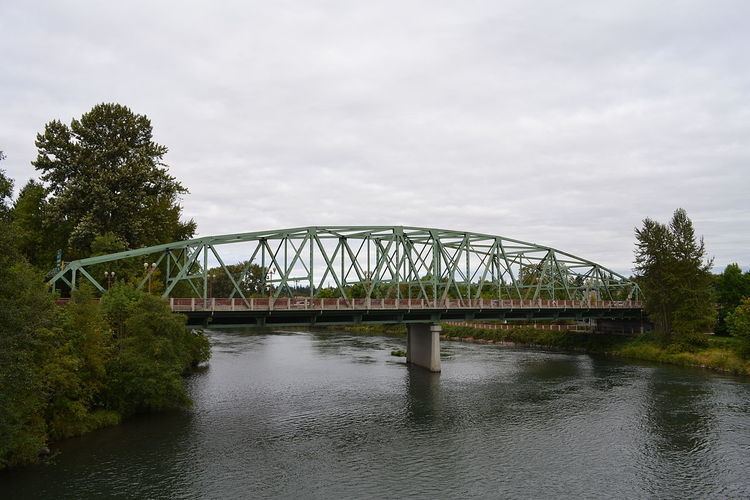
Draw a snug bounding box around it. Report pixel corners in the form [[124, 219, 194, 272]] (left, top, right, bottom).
[[104, 271, 115, 290], [208, 273, 215, 298], [144, 262, 157, 293], [266, 269, 275, 300]]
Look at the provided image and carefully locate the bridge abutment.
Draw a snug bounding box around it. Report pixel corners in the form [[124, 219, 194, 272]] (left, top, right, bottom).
[[406, 323, 441, 372]]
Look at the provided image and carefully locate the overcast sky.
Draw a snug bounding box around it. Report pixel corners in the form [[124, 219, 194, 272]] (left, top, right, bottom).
[[1, 0, 748, 275]]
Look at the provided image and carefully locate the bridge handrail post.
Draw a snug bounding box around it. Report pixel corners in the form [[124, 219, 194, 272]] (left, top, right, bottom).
[[170, 297, 174, 311], [212, 298, 215, 311], [191, 298, 195, 312]]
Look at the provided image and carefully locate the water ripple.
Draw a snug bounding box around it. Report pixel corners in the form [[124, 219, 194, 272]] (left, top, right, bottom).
[[3, 331, 750, 499]]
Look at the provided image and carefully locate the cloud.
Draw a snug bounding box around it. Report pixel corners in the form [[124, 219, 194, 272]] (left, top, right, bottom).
[[1, 0, 748, 274]]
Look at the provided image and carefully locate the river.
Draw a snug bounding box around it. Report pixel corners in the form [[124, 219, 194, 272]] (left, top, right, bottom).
[[3, 330, 750, 499]]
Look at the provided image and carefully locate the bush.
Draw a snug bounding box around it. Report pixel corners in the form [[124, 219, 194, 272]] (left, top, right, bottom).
[[101, 286, 209, 415], [1, 280, 211, 470], [727, 298, 750, 357]]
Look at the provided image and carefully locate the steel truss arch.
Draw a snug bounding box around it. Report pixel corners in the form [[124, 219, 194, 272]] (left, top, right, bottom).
[[48, 226, 640, 303]]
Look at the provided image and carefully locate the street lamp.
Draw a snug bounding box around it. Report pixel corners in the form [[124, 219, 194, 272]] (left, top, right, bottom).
[[104, 271, 115, 289], [208, 273, 215, 297], [144, 262, 157, 293], [266, 268, 275, 299]]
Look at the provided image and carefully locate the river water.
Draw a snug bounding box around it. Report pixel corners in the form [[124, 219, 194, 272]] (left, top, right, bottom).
[[3, 330, 750, 499]]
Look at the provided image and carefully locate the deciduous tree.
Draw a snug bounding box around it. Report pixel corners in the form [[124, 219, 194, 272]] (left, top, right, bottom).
[[726, 298, 750, 357], [32, 103, 196, 258], [714, 263, 750, 335]]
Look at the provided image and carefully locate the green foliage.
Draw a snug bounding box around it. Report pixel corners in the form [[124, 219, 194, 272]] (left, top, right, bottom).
[[207, 261, 266, 297], [11, 180, 62, 270], [32, 103, 196, 258], [0, 157, 13, 221], [0, 276, 211, 470], [0, 217, 57, 469], [45, 287, 113, 440], [101, 285, 210, 416], [715, 263, 750, 335], [634, 208, 715, 341], [726, 298, 750, 357], [87, 232, 148, 288]]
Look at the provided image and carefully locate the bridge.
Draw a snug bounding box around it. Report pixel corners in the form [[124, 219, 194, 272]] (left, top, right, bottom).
[[48, 226, 643, 372]]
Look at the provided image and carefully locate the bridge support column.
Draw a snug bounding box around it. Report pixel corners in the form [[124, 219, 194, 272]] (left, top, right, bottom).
[[406, 323, 441, 372]]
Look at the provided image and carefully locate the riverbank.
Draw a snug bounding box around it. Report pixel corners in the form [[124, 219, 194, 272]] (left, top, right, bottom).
[[445, 324, 750, 376], [329, 323, 750, 376]]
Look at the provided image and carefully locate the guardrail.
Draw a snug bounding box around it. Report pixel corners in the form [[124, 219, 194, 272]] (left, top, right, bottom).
[[165, 297, 642, 313], [444, 321, 592, 332]]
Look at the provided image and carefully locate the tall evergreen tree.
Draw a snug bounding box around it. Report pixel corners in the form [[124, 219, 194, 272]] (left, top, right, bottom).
[[32, 103, 196, 259], [634, 208, 715, 340]]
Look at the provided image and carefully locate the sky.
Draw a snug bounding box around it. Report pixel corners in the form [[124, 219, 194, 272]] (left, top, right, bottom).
[[1, 0, 748, 275]]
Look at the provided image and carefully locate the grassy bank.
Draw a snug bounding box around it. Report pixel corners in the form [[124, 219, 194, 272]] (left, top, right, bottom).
[[316, 324, 408, 336], [441, 324, 750, 376]]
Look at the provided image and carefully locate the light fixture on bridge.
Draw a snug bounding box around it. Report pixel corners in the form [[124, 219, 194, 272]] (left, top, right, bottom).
[[144, 262, 157, 293], [104, 271, 115, 289], [266, 268, 275, 299]]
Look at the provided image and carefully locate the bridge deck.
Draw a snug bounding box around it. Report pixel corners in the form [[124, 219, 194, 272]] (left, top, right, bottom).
[[165, 298, 643, 327], [169, 297, 640, 312]]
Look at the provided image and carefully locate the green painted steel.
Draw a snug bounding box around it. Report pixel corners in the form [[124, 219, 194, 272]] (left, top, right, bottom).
[[47, 226, 640, 302]]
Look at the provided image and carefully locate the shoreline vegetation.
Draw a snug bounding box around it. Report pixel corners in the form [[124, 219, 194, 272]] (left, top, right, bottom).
[[328, 323, 750, 377], [0, 284, 210, 471]]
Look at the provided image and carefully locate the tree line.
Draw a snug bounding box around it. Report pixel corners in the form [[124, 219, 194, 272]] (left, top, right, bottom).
[[0, 103, 208, 470]]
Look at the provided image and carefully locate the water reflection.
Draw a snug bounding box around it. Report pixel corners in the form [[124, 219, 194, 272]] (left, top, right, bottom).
[[404, 365, 442, 425]]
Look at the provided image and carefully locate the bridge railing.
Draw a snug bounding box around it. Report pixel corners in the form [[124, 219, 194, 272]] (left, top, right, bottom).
[[167, 297, 642, 312]]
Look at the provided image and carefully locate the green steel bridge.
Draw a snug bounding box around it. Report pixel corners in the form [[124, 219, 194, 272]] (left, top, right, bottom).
[[48, 226, 643, 330]]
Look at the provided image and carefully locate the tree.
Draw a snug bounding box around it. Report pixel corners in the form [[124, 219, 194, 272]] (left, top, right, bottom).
[[100, 285, 210, 416], [668, 208, 715, 335], [634, 208, 715, 341], [715, 263, 750, 335], [726, 298, 750, 357], [32, 103, 196, 258], [0, 202, 59, 468], [11, 180, 63, 270], [207, 261, 267, 297], [0, 152, 12, 221]]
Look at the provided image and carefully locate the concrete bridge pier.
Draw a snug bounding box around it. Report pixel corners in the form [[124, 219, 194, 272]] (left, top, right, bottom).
[[406, 323, 442, 372]]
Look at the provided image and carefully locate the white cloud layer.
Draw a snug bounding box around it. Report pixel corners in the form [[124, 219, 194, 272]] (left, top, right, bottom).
[[1, 0, 749, 274]]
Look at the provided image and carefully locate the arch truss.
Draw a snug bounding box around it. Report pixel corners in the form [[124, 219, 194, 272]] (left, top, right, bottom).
[[48, 226, 640, 303]]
